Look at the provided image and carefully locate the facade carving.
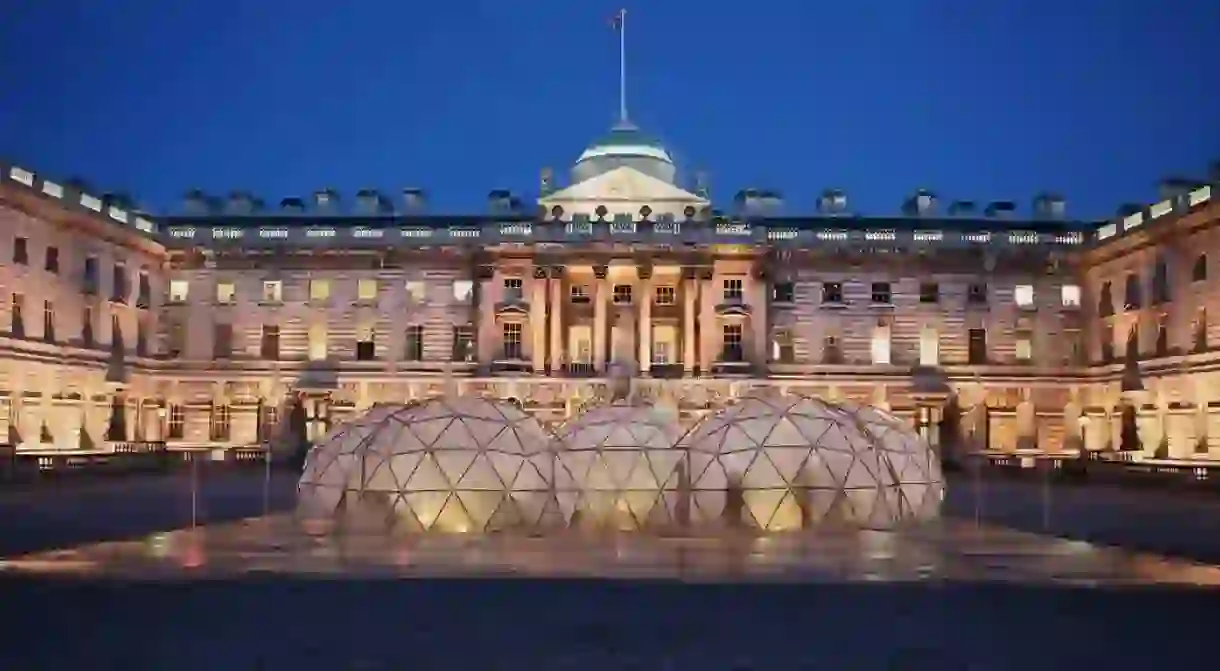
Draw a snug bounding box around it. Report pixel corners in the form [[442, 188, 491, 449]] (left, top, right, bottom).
[[2, 134, 1218, 463]]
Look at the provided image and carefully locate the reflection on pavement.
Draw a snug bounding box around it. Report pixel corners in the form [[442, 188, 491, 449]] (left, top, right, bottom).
[[4, 516, 1220, 586]]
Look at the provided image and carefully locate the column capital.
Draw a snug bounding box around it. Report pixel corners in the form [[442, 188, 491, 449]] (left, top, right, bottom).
[[593, 265, 609, 280], [637, 265, 653, 281], [548, 265, 565, 279], [532, 266, 548, 280], [698, 268, 714, 282]]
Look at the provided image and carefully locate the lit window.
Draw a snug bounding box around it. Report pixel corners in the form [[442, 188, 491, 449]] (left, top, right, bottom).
[[919, 326, 938, 366], [654, 286, 676, 305], [452, 280, 473, 301], [262, 280, 282, 303], [168, 280, 189, 303], [1014, 285, 1035, 307], [871, 324, 891, 365], [612, 284, 633, 304], [308, 323, 327, 360], [357, 278, 378, 302], [406, 281, 426, 302], [215, 281, 235, 304], [722, 278, 744, 302], [1016, 334, 1033, 362], [310, 279, 330, 301], [1061, 284, 1081, 308]]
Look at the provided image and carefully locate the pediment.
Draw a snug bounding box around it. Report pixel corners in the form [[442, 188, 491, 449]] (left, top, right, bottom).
[[540, 166, 707, 206]]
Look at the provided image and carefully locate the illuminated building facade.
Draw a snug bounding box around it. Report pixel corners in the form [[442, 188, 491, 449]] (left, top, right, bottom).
[[1, 126, 1218, 462]]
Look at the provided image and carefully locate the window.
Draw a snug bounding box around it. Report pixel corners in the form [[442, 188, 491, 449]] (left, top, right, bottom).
[[612, 284, 633, 305], [209, 404, 231, 442], [13, 237, 28, 264], [309, 279, 330, 302], [503, 278, 524, 302], [216, 281, 236, 304], [570, 284, 590, 304], [81, 307, 94, 348], [967, 283, 988, 304], [136, 320, 148, 357], [653, 339, 673, 365], [83, 258, 99, 294], [167, 321, 185, 358], [967, 328, 987, 364], [1015, 332, 1032, 362], [452, 324, 474, 362], [1061, 285, 1081, 308], [10, 293, 24, 337], [919, 283, 939, 304], [137, 272, 151, 308], [502, 323, 523, 359], [260, 325, 280, 360], [167, 404, 185, 440], [110, 313, 122, 353], [44, 246, 59, 274], [822, 282, 843, 304], [405, 280, 427, 302], [213, 322, 233, 359], [772, 282, 795, 303], [772, 328, 795, 363], [452, 280, 473, 302], [919, 326, 939, 366], [1101, 323, 1115, 363], [258, 405, 280, 443], [871, 282, 892, 304], [722, 278, 743, 302], [654, 285, 676, 305], [1014, 285, 1034, 308], [1195, 309, 1208, 353], [308, 323, 327, 361], [404, 324, 424, 361], [357, 278, 378, 302], [262, 280, 282, 303], [822, 334, 842, 364], [871, 323, 891, 364], [42, 300, 55, 343], [111, 263, 128, 303], [1156, 315, 1169, 356], [1099, 282, 1114, 317], [1123, 275, 1141, 310], [1193, 254, 1208, 283], [356, 321, 377, 360], [1152, 258, 1170, 304], [169, 279, 189, 303], [721, 324, 743, 361]]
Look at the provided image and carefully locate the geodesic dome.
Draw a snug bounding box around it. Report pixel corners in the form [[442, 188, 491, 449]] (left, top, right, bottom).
[[680, 392, 943, 531], [553, 403, 690, 530], [297, 396, 560, 533]]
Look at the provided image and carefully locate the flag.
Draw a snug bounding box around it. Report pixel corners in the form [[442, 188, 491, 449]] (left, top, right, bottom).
[[609, 8, 624, 30]]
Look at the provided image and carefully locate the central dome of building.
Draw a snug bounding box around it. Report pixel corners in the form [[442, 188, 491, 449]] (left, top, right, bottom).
[[680, 392, 944, 531], [572, 120, 676, 185]]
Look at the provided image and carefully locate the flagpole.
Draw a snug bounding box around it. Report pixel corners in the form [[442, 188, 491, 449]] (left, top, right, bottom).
[[618, 9, 628, 123]]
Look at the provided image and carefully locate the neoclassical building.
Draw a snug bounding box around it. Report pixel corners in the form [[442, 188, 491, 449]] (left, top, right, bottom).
[[1, 122, 1218, 462]]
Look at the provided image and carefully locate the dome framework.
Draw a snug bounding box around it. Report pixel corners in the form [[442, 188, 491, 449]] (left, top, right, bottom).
[[297, 397, 559, 533], [681, 393, 943, 531]]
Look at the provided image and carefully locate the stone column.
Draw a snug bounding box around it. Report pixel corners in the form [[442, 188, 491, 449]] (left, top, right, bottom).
[[638, 266, 653, 375], [548, 266, 565, 374], [593, 265, 609, 374], [698, 269, 717, 375], [682, 268, 698, 376], [749, 268, 769, 368], [530, 267, 548, 373], [475, 265, 497, 368]]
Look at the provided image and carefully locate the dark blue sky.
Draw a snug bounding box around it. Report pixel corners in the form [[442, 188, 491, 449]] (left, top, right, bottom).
[[2, 0, 1218, 217]]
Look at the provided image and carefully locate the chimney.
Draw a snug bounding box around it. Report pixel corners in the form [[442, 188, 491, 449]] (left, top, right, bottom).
[[313, 189, 340, 210], [227, 190, 255, 214], [983, 201, 1016, 218], [903, 189, 937, 216], [183, 189, 209, 214], [1033, 192, 1066, 219], [401, 188, 426, 213], [279, 197, 306, 213], [1158, 177, 1198, 200], [540, 167, 555, 197], [356, 188, 384, 213], [1117, 203, 1143, 217], [948, 200, 977, 216], [694, 170, 710, 200], [817, 188, 847, 214]]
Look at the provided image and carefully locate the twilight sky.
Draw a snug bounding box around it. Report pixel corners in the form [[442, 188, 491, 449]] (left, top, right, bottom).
[[2, 0, 1218, 218]]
